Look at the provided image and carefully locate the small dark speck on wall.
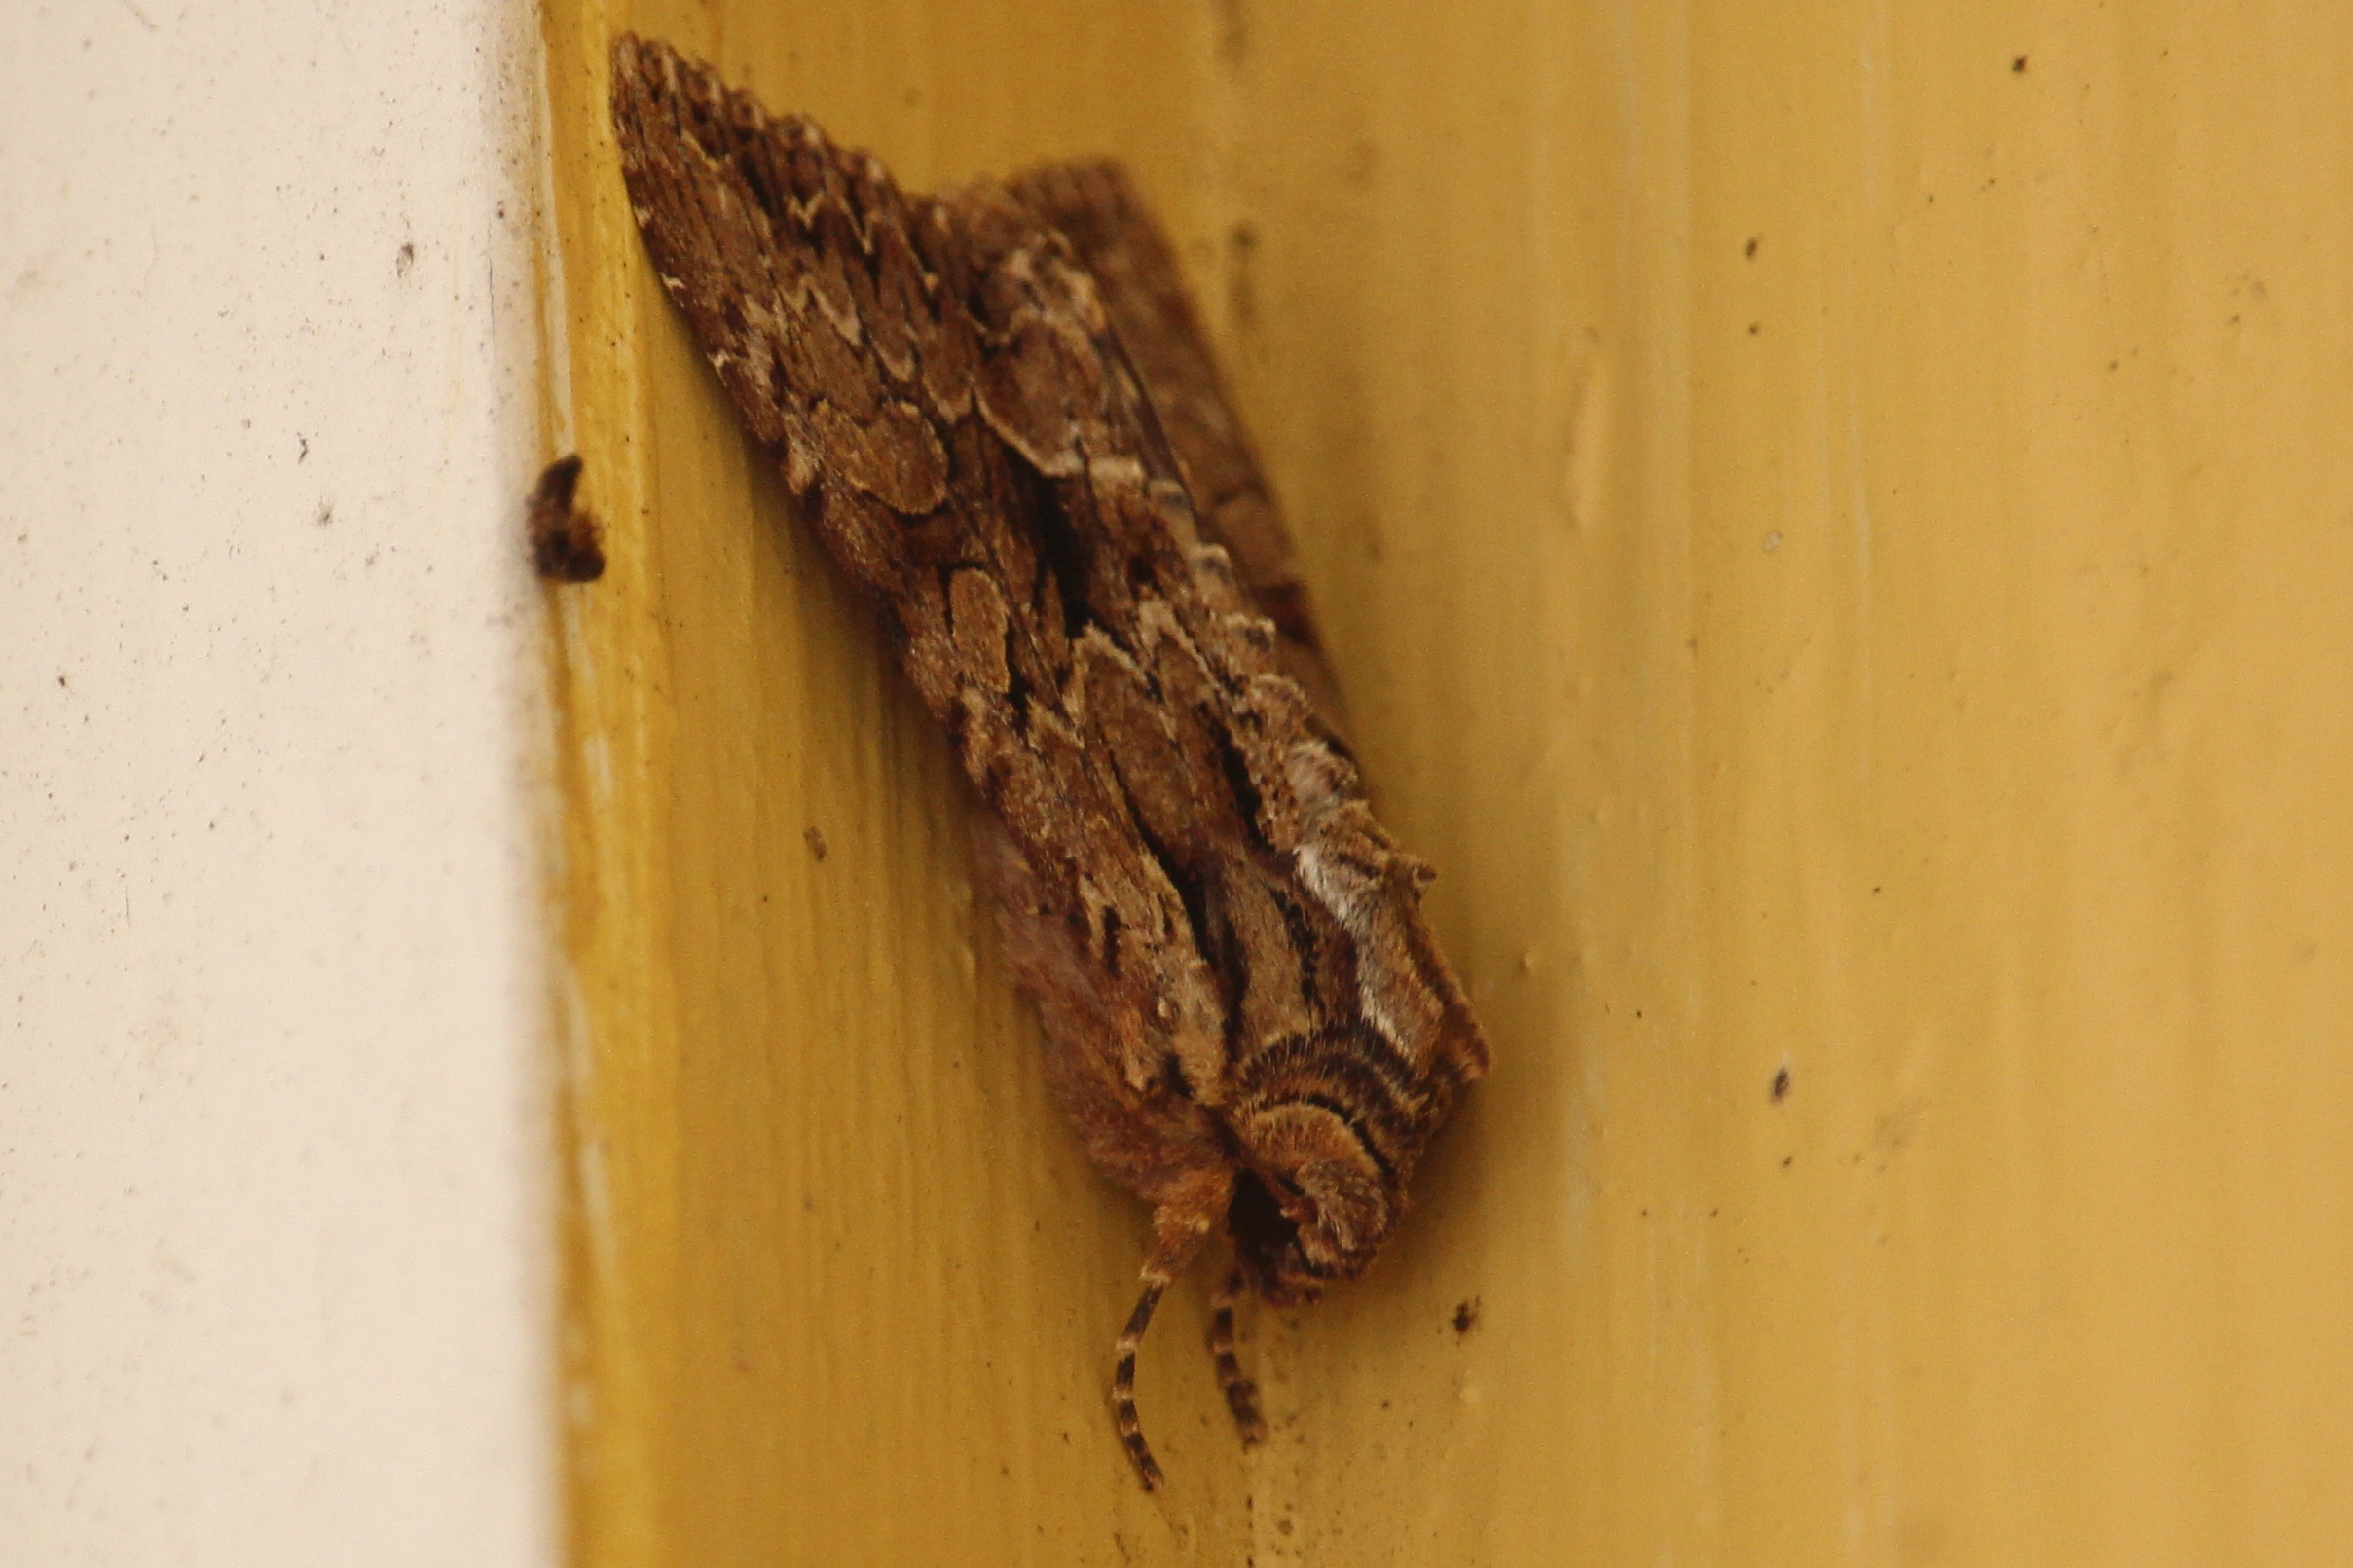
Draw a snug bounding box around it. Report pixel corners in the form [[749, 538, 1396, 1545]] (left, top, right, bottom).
[[1771, 1065, 1792, 1103], [1452, 1298, 1481, 1336], [395, 240, 416, 276], [804, 826, 829, 862], [528, 454, 606, 582], [2012, 55, 2029, 73], [1226, 220, 1259, 335]]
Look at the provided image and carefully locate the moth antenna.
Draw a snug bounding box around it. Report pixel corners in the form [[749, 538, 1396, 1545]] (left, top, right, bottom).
[[1112, 1196, 1219, 1489], [1207, 1265, 1266, 1444], [1112, 1266, 1171, 1489]]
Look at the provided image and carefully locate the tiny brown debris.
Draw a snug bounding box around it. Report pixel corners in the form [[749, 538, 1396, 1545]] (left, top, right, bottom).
[[804, 826, 829, 861], [528, 454, 606, 582], [1452, 1298, 1482, 1336], [1771, 1065, 1792, 1103]]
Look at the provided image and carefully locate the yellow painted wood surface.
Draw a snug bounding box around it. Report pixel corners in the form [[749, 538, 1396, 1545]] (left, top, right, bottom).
[[543, 2, 2353, 1563]]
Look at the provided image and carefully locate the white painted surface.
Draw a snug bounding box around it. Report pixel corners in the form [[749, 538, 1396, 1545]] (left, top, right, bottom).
[[1, 4, 556, 1564]]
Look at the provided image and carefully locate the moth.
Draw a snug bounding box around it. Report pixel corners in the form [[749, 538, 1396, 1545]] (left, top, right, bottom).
[[610, 34, 1489, 1489]]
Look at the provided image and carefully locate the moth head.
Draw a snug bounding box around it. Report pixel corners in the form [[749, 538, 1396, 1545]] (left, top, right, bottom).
[[1229, 1101, 1397, 1301]]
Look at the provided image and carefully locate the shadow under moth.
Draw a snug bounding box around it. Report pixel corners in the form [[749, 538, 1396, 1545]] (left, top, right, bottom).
[[611, 34, 1489, 1489]]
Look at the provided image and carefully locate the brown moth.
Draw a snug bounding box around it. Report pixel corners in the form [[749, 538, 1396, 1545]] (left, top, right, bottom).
[[610, 34, 1489, 1489]]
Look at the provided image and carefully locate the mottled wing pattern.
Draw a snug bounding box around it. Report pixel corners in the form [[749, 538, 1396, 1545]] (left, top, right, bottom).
[[1007, 161, 1348, 735], [610, 33, 1489, 1488]]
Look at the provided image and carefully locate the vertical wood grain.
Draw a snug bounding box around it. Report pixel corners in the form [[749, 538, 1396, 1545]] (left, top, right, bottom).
[[1223, 3, 2353, 1564], [543, 2, 2353, 1563]]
